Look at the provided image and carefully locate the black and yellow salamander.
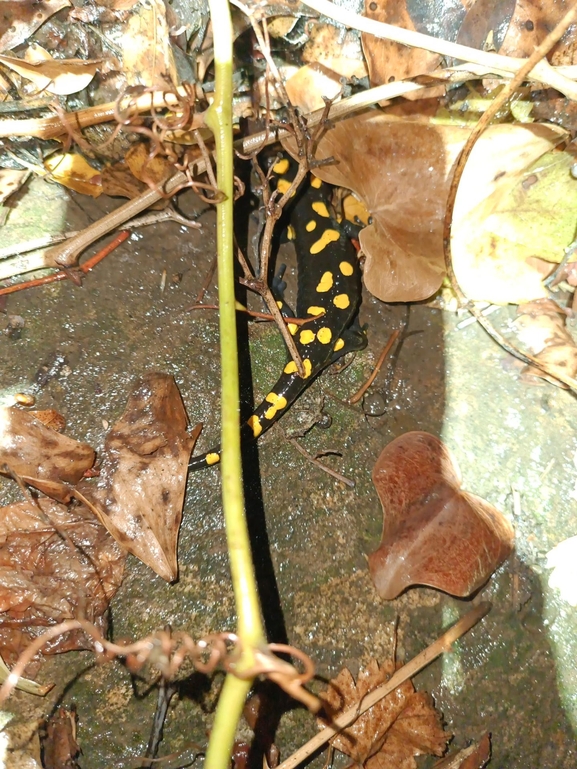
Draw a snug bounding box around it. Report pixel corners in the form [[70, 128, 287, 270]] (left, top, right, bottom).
[[189, 153, 366, 471]]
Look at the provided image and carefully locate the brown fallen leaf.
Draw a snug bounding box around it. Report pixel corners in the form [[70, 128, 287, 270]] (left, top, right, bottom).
[[0, 50, 100, 95], [434, 732, 491, 769], [41, 706, 80, 769], [301, 23, 368, 81], [284, 112, 564, 302], [0, 406, 95, 502], [77, 373, 199, 582], [514, 298, 577, 387], [0, 0, 70, 53], [318, 658, 450, 769], [0, 498, 125, 663], [0, 169, 28, 205], [369, 432, 514, 599], [362, 0, 440, 90], [44, 151, 103, 197], [122, 0, 178, 87]]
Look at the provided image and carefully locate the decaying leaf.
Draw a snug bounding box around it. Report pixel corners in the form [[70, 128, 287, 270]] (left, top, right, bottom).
[[433, 732, 491, 769], [301, 23, 368, 81], [0, 50, 100, 95], [318, 658, 450, 769], [285, 64, 342, 113], [41, 706, 80, 769], [369, 432, 514, 599], [452, 150, 577, 303], [0, 498, 125, 663], [362, 0, 440, 89], [0, 0, 70, 53], [77, 373, 199, 582], [514, 299, 577, 386], [122, 0, 178, 87], [0, 169, 28, 205], [284, 112, 564, 302], [0, 406, 95, 503], [44, 152, 103, 197]]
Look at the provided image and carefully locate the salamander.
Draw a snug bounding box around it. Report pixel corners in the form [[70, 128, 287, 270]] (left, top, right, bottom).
[[189, 154, 366, 470]]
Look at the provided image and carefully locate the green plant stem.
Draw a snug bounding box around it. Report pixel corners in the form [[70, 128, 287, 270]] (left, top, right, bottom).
[[203, 0, 266, 767]]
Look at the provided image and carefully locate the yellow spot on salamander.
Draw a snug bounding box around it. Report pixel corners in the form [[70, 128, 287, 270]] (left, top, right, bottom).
[[264, 392, 288, 420], [206, 452, 220, 466], [248, 415, 262, 438], [284, 359, 312, 377], [273, 158, 290, 174], [315, 271, 334, 292], [265, 392, 287, 408], [299, 329, 316, 344], [306, 220, 317, 232], [287, 322, 298, 335], [333, 293, 351, 309], [310, 175, 322, 188], [277, 178, 295, 196], [310, 229, 340, 255], [312, 201, 330, 218], [339, 261, 354, 276], [276, 300, 284, 309], [334, 338, 345, 352], [307, 306, 325, 316], [317, 327, 332, 344], [287, 224, 296, 240]]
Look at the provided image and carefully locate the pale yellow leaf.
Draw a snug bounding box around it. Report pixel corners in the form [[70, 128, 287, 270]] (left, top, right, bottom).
[[44, 152, 103, 197], [0, 51, 99, 95]]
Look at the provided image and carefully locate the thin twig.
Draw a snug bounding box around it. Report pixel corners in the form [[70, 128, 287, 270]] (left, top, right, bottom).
[[348, 330, 400, 405], [442, 3, 577, 394], [0, 231, 130, 297], [276, 602, 492, 769], [288, 438, 355, 487]]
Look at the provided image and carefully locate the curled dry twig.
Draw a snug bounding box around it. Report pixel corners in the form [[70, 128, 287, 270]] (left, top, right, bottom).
[[0, 619, 318, 711]]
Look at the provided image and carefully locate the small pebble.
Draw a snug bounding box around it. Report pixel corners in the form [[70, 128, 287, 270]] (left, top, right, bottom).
[[14, 392, 35, 406]]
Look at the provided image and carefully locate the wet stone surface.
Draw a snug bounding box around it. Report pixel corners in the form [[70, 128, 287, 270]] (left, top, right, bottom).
[[0, 178, 576, 766]]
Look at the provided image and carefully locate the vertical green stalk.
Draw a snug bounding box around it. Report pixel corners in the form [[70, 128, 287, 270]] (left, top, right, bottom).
[[203, 1, 266, 767]]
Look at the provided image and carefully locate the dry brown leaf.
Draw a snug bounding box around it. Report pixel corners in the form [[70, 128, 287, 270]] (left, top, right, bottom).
[[285, 64, 342, 113], [284, 112, 564, 302], [77, 373, 198, 582], [28, 409, 66, 433], [318, 658, 450, 769], [302, 23, 368, 81], [499, 0, 574, 63], [434, 733, 491, 769], [44, 151, 103, 197], [125, 142, 173, 186], [0, 406, 95, 502], [0, 0, 70, 53], [514, 298, 577, 386], [369, 432, 514, 599], [122, 0, 178, 87], [0, 50, 99, 95], [0, 168, 28, 205], [362, 0, 440, 89], [0, 498, 125, 663], [42, 707, 80, 769]]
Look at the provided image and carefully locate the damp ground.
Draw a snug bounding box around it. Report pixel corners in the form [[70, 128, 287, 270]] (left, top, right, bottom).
[[0, 176, 576, 767]]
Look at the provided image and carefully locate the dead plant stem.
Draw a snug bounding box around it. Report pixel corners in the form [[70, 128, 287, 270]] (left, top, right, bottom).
[[276, 602, 491, 769]]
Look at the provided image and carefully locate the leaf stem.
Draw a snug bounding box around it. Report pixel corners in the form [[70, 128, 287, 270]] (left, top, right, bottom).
[[203, 0, 266, 767]]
